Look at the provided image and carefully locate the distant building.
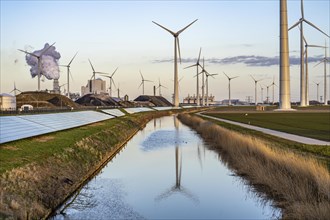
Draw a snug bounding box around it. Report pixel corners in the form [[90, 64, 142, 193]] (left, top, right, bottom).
[[221, 99, 249, 105], [183, 94, 215, 105], [81, 78, 107, 96], [0, 93, 16, 110]]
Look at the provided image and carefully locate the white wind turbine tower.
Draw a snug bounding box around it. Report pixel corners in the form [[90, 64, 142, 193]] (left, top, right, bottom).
[[223, 72, 239, 106], [99, 67, 118, 97], [153, 19, 198, 107], [10, 82, 22, 96], [157, 78, 167, 96], [60, 52, 78, 98], [288, 0, 329, 107], [184, 47, 202, 106], [301, 30, 325, 106], [314, 41, 329, 105], [139, 70, 153, 95], [314, 81, 321, 103], [18, 42, 55, 91], [266, 84, 271, 104], [250, 75, 263, 105]]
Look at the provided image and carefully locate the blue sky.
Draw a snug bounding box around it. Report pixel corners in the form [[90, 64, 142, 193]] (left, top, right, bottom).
[[1, 0, 329, 102]]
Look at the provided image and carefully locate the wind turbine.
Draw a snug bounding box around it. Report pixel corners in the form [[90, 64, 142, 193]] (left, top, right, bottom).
[[314, 41, 329, 105], [301, 30, 325, 106], [250, 75, 263, 105], [259, 84, 264, 104], [99, 67, 118, 97], [184, 47, 202, 106], [157, 78, 167, 96], [59, 83, 67, 95], [59, 52, 78, 98], [153, 19, 198, 107], [139, 70, 152, 95], [18, 42, 56, 91], [199, 58, 217, 106], [288, 0, 329, 107], [266, 84, 271, 104], [270, 77, 278, 105], [223, 72, 239, 106], [314, 81, 321, 103], [10, 82, 22, 96]]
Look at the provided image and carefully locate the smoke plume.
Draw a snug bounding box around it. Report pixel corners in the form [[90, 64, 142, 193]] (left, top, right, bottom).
[[25, 43, 61, 80]]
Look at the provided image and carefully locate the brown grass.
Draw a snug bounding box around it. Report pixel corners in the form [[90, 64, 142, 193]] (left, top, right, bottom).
[[33, 136, 55, 142], [178, 113, 330, 219]]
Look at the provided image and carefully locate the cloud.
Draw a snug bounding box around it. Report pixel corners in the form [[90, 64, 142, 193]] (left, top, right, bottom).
[[152, 55, 329, 67]]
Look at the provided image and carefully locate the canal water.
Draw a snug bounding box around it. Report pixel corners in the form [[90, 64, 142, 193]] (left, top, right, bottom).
[[53, 115, 280, 219]]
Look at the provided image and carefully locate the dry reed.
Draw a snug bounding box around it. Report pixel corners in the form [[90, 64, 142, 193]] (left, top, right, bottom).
[[178, 113, 330, 219]]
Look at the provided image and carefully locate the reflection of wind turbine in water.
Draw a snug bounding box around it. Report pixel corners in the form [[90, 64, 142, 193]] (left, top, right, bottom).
[[155, 116, 199, 203]]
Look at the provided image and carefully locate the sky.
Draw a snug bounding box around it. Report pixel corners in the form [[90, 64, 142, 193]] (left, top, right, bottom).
[[1, 0, 329, 103]]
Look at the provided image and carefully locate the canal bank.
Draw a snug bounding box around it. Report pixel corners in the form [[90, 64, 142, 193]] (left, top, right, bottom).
[[0, 109, 194, 219], [178, 113, 330, 219]]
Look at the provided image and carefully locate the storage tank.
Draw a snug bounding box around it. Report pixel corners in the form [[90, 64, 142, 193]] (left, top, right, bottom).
[[0, 93, 16, 110]]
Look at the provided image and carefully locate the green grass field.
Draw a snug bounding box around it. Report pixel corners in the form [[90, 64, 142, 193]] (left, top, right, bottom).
[[204, 112, 330, 142]]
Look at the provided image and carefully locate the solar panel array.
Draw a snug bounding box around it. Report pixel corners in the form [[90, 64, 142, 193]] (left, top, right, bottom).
[[152, 107, 181, 111], [101, 109, 126, 117], [0, 111, 114, 144], [123, 107, 155, 114]]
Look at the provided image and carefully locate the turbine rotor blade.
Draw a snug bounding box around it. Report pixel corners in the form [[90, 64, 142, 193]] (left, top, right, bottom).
[[177, 37, 182, 64], [40, 42, 56, 56], [69, 69, 74, 81], [111, 78, 116, 89], [308, 45, 325, 48], [139, 70, 144, 80], [138, 81, 143, 89], [18, 49, 39, 58], [88, 59, 96, 73], [223, 72, 230, 79], [301, 0, 304, 19], [111, 67, 118, 77], [304, 19, 330, 38], [231, 76, 239, 80], [177, 19, 198, 35], [288, 20, 302, 31], [184, 64, 197, 69], [314, 60, 323, 67], [68, 51, 78, 66], [152, 21, 175, 36], [250, 75, 256, 82], [197, 47, 202, 63]]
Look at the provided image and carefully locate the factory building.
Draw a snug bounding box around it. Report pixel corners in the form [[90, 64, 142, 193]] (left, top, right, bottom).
[[0, 93, 16, 111], [81, 78, 107, 96]]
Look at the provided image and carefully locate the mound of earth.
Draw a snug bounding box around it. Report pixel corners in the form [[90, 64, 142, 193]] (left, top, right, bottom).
[[134, 95, 173, 107], [16, 91, 81, 109]]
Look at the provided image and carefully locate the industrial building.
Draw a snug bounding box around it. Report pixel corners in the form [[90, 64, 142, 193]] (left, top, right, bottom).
[[0, 93, 16, 111], [81, 78, 107, 96]]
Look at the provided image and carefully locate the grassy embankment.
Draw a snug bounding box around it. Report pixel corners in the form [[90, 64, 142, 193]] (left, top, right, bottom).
[[178, 113, 330, 219], [201, 111, 330, 161], [0, 109, 184, 219]]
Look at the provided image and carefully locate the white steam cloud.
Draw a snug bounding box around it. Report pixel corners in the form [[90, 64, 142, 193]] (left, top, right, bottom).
[[25, 43, 61, 80]]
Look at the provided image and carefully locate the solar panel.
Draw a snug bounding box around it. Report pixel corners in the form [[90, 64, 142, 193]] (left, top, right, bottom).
[[0, 111, 114, 144], [152, 107, 181, 111], [101, 109, 126, 117], [124, 107, 155, 114]]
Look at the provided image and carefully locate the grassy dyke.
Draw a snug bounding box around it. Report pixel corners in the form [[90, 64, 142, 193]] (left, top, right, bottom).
[[178, 113, 330, 219], [199, 113, 330, 161], [0, 110, 180, 219], [203, 112, 330, 141]]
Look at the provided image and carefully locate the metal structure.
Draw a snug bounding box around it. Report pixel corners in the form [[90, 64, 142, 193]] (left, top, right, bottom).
[[138, 70, 153, 95], [184, 48, 202, 106], [288, 0, 329, 107], [313, 81, 321, 102], [59, 52, 78, 98], [314, 41, 329, 105], [157, 78, 167, 96], [10, 82, 22, 96], [18, 42, 55, 91], [100, 67, 118, 97], [223, 72, 239, 106], [199, 58, 217, 106], [250, 75, 263, 105], [279, 0, 291, 110], [153, 19, 198, 107]]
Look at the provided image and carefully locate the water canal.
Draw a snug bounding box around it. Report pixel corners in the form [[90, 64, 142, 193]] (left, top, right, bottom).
[[53, 115, 280, 219]]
